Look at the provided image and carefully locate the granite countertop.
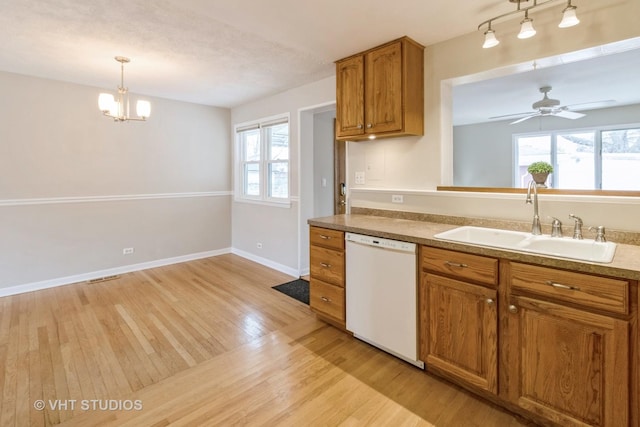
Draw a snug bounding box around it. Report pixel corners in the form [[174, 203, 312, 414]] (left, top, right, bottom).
[[308, 214, 640, 281]]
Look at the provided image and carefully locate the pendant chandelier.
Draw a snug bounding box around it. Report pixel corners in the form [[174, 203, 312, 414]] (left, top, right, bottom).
[[479, 0, 580, 49], [98, 56, 151, 122]]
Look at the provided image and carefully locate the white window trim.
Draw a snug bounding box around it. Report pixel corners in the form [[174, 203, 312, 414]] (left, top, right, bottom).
[[512, 121, 640, 189], [234, 113, 291, 208]]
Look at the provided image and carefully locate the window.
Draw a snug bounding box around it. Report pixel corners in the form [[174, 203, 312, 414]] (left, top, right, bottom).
[[514, 125, 640, 190], [236, 116, 290, 205]]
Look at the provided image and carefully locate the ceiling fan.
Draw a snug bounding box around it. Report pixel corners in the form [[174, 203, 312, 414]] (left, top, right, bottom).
[[489, 86, 615, 125]]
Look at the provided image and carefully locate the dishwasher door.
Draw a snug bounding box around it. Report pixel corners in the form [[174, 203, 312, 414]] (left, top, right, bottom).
[[345, 233, 423, 368]]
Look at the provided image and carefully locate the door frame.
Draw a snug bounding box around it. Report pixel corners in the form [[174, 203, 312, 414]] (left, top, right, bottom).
[[297, 102, 346, 277]]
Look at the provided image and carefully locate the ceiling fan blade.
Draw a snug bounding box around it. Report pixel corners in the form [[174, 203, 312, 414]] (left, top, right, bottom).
[[555, 110, 586, 119], [510, 114, 538, 125], [489, 111, 535, 120]]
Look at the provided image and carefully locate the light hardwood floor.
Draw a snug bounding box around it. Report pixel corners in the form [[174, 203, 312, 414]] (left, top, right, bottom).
[[0, 254, 529, 426]]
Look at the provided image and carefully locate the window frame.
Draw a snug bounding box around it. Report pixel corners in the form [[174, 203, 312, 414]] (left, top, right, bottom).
[[234, 114, 291, 207], [512, 122, 640, 190]]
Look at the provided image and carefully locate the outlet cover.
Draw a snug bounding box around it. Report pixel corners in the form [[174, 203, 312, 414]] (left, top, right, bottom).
[[355, 171, 365, 185], [392, 195, 404, 203], [123, 247, 135, 255]]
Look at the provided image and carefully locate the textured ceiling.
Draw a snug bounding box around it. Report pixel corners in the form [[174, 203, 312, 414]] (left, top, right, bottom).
[[0, 0, 507, 108], [453, 43, 640, 125]]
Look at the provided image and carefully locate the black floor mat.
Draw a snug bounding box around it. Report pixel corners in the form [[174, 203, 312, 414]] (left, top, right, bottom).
[[272, 279, 309, 305]]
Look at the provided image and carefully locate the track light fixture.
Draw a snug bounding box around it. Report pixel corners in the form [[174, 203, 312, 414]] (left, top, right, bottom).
[[478, 0, 580, 49]]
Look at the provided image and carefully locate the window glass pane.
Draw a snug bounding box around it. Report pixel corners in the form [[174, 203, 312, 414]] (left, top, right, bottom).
[[268, 162, 289, 198], [602, 128, 640, 190], [267, 123, 289, 161], [241, 129, 260, 162], [516, 135, 551, 188], [244, 163, 260, 196], [556, 132, 595, 189]]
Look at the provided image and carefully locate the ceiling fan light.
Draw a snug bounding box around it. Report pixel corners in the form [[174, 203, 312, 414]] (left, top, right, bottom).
[[136, 100, 151, 118], [559, 6, 580, 28], [98, 93, 115, 112], [518, 18, 536, 39], [482, 29, 500, 48]]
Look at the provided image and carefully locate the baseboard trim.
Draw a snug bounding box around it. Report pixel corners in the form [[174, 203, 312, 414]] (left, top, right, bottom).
[[0, 248, 232, 298], [231, 248, 299, 278]]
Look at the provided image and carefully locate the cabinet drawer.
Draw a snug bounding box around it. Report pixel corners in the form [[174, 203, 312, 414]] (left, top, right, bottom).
[[310, 227, 345, 251], [422, 247, 498, 286], [310, 278, 345, 322], [310, 245, 345, 287], [510, 262, 630, 315]]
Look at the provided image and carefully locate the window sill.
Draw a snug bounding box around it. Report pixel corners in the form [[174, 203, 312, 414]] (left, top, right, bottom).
[[234, 197, 292, 208]]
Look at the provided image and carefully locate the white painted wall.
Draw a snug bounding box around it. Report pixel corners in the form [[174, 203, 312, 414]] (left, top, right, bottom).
[[230, 77, 336, 275], [348, 0, 640, 232], [0, 71, 232, 290], [313, 110, 337, 217]]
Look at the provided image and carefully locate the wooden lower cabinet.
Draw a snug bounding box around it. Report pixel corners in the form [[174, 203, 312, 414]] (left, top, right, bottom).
[[309, 226, 346, 328], [423, 272, 498, 394], [505, 295, 629, 427], [420, 247, 636, 426], [309, 278, 345, 323]]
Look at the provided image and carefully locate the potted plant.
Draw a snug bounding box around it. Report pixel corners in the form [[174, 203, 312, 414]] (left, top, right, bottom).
[[527, 161, 553, 188]]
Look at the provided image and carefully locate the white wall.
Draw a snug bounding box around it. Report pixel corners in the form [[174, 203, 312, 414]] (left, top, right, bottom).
[[348, 0, 640, 232], [313, 110, 337, 217], [0, 71, 232, 291], [231, 77, 336, 275]]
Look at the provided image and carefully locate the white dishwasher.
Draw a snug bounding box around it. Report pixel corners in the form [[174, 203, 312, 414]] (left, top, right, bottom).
[[345, 233, 424, 368]]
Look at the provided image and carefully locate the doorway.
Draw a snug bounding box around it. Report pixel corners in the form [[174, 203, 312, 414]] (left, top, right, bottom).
[[298, 103, 344, 276]]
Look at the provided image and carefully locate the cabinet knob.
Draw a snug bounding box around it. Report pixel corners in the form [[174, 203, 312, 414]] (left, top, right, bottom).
[[357, 124, 363, 129], [366, 123, 372, 129], [508, 304, 518, 314], [486, 298, 495, 306]]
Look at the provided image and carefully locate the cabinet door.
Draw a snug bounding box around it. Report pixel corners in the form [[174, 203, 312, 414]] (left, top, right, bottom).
[[335, 55, 365, 138], [365, 41, 403, 134], [506, 296, 629, 427], [424, 273, 498, 394]]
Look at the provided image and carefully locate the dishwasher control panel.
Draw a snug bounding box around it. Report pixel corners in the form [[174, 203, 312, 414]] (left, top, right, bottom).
[[345, 233, 416, 253]]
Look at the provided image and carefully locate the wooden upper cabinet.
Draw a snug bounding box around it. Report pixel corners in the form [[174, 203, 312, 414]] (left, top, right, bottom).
[[335, 36, 424, 141], [335, 55, 364, 138]]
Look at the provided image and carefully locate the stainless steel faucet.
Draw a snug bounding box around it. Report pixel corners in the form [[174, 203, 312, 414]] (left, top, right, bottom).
[[590, 225, 607, 242], [550, 216, 563, 237], [526, 181, 542, 235], [569, 214, 583, 239]]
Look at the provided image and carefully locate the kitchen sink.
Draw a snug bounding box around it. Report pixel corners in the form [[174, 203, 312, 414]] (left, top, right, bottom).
[[434, 226, 617, 263]]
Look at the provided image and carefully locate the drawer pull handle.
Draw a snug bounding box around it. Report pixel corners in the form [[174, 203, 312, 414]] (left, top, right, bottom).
[[321, 296, 331, 303], [445, 261, 468, 268], [319, 235, 331, 240], [320, 263, 332, 268], [546, 281, 580, 291]]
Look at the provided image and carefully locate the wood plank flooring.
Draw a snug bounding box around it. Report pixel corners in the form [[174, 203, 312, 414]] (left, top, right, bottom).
[[0, 254, 529, 426]]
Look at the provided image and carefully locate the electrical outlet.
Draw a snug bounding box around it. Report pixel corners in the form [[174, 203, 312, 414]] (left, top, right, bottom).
[[392, 195, 404, 203], [123, 247, 134, 255], [355, 171, 365, 185], [256, 243, 263, 249]]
